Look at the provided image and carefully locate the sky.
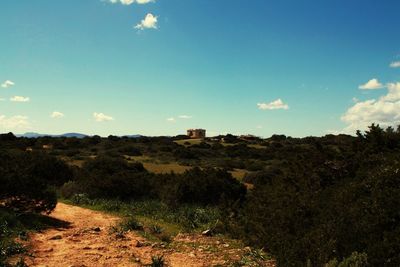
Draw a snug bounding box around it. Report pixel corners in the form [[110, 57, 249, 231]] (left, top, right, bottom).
[[1, 0, 400, 137]]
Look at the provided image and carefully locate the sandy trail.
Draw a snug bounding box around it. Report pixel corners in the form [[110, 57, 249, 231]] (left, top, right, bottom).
[[23, 203, 274, 267], [25, 203, 148, 266]]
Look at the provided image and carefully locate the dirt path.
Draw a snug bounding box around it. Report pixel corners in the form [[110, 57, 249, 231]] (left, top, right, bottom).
[[22, 203, 274, 267]]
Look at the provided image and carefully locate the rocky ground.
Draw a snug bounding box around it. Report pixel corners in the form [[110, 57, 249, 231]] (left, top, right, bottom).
[[12, 203, 274, 267]]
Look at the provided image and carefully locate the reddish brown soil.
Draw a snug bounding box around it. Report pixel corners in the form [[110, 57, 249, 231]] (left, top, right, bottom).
[[20, 203, 274, 266]]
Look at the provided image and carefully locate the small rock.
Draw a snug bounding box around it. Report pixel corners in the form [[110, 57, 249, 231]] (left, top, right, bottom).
[[136, 240, 143, 247], [189, 252, 196, 258], [223, 244, 230, 248], [135, 258, 140, 262], [49, 235, 62, 240], [202, 229, 212, 236]]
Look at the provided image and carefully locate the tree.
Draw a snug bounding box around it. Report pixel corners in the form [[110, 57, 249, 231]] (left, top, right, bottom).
[[0, 150, 73, 213]]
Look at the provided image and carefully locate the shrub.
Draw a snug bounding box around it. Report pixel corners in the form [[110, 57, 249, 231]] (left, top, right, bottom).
[[229, 138, 400, 266], [0, 150, 72, 213], [79, 156, 153, 200], [59, 181, 82, 199], [71, 194, 93, 205], [149, 224, 163, 235], [0, 240, 26, 264], [326, 252, 368, 267], [120, 217, 143, 232], [161, 168, 246, 206], [118, 145, 142, 156], [149, 255, 165, 267]]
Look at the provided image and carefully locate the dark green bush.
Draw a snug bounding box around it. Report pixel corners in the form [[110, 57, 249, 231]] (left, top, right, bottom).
[[149, 255, 164, 267], [160, 168, 246, 206], [0, 150, 72, 213], [118, 145, 142, 156], [78, 156, 153, 200], [227, 125, 400, 266], [59, 181, 83, 199], [326, 252, 368, 267]]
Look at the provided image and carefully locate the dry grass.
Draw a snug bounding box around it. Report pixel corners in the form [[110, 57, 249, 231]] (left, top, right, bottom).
[[129, 155, 153, 162], [127, 155, 192, 174], [230, 169, 248, 180], [142, 162, 192, 174], [248, 144, 267, 149], [174, 139, 204, 146]]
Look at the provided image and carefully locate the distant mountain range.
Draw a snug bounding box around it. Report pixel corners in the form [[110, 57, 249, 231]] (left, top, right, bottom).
[[15, 132, 143, 138], [16, 132, 88, 138]]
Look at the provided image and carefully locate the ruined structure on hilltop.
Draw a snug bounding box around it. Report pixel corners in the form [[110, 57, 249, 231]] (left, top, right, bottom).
[[187, 129, 206, 139]]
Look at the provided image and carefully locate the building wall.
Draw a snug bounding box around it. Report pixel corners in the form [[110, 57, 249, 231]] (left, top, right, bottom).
[[187, 129, 206, 139]]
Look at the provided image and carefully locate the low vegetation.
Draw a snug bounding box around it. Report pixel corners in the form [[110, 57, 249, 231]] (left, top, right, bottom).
[[1, 124, 400, 266]]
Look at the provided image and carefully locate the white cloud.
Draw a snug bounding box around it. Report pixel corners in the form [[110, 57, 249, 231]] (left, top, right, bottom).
[[359, 78, 384, 90], [109, 0, 153, 4], [257, 99, 289, 110], [166, 117, 176, 122], [381, 82, 400, 101], [10, 96, 30, 102], [390, 61, 400, 68], [325, 129, 341, 135], [50, 111, 65, 119], [1, 80, 15, 88], [178, 115, 192, 119], [135, 0, 154, 3], [93, 112, 114, 122], [134, 13, 158, 30], [0, 115, 31, 130], [119, 0, 134, 4], [341, 81, 400, 133]]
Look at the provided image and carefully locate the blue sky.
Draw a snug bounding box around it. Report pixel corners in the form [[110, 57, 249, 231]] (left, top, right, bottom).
[[1, 0, 400, 137]]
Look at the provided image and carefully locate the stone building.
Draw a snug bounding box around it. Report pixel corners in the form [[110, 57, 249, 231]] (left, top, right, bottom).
[[187, 129, 206, 139]]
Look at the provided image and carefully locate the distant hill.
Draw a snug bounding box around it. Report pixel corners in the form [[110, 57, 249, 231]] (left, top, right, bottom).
[[15, 132, 143, 138], [16, 132, 46, 138], [61, 133, 88, 138], [17, 132, 88, 138]]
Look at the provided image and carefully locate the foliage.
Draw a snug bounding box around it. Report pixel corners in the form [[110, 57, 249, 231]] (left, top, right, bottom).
[[119, 217, 144, 232], [160, 167, 246, 206], [0, 150, 72, 213], [78, 156, 153, 200], [230, 248, 271, 267], [148, 255, 165, 267], [326, 252, 368, 267], [226, 124, 400, 266], [2, 124, 400, 266]]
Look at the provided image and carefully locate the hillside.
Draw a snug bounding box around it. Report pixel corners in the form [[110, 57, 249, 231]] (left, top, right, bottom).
[[1, 125, 400, 266]]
